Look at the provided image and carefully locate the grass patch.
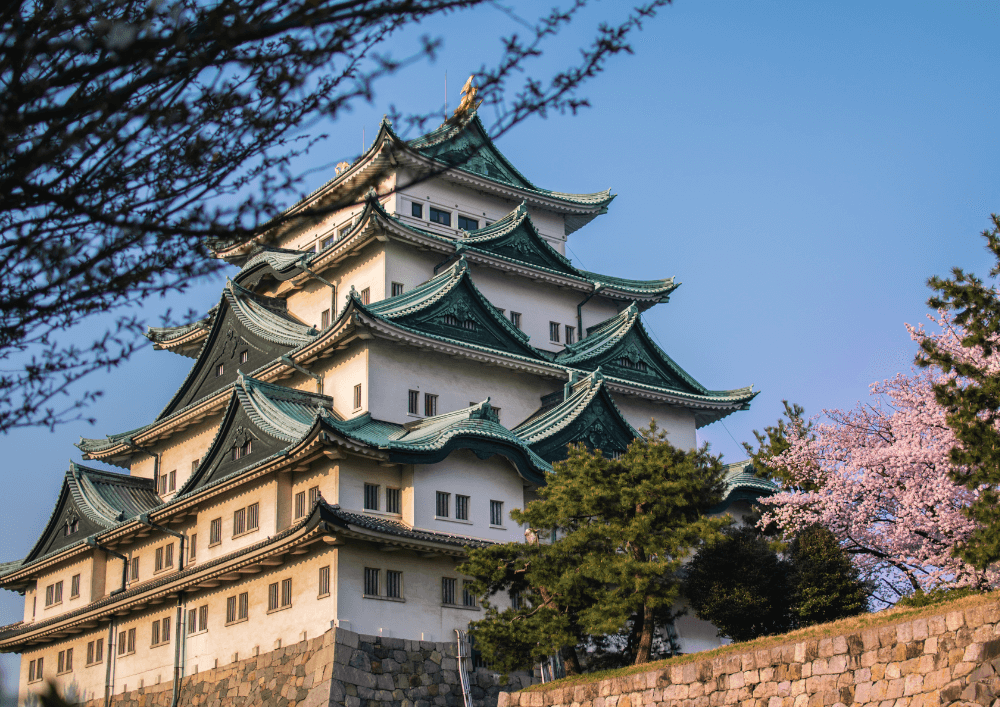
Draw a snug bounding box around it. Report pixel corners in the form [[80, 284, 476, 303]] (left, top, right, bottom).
[[521, 590, 1000, 693]]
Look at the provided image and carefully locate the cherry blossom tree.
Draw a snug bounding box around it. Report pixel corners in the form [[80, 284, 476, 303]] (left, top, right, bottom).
[[759, 317, 998, 603]]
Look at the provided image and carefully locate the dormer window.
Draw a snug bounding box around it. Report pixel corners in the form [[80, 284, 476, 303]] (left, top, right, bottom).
[[215, 363, 224, 377], [239, 350, 248, 364], [63, 517, 79, 537], [233, 439, 252, 460], [618, 356, 648, 373]]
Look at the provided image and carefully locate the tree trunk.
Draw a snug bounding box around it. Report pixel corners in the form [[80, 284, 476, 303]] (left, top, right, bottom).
[[633, 600, 655, 665], [560, 645, 582, 676]]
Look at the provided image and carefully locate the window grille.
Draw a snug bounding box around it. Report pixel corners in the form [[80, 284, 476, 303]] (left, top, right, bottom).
[[216, 363, 224, 377], [151, 619, 160, 646], [386, 570, 402, 599], [130, 557, 139, 581], [295, 491, 306, 518], [490, 500, 504, 527], [565, 325, 576, 345], [617, 356, 648, 372], [385, 488, 401, 514], [509, 312, 521, 329], [233, 507, 246, 536], [360, 288, 370, 305], [248, 502, 259, 531], [309, 486, 320, 507], [28, 658, 42, 682], [429, 207, 451, 226], [321, 309, 331, 328], [319, 565, 331, 596], [240, 350, 249, 364], [239, 592, 248, 621], [550, 322, 560, 342], [455, 494, 469, 521], [436, 491, 450, 518], [364, 483, 379, 511], [364, 568, 380, 596], [281, 578, 292, 607], [162, 616, 171, 643], [392, 282, 405, 296], [57, 648, 72, 674], [210, 518, 222, 545], [463, 580, 477, 607], [189, 534, 197, 563], [226, 594, 246, 624], [87, 638, 104, 665], [354, 384, 362, 409], [441, 578, 456, 605], [458, 215, 478, 230], [165, 543, 173, 568], [268, 582, 279, 611], [199, 605, 208, 632], [70, 574, 80, 598], [168, 470, 176, 492], [408, 389, 419, 414], [424, 393, 438, 416]]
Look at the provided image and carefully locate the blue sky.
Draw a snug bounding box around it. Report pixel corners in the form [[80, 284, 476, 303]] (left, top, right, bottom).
[[0, 0, 997, 693]]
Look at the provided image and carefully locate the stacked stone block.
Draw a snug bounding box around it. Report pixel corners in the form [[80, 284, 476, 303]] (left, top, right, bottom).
[[499, 600, 1000, 707], [78, 627, 534, 707]]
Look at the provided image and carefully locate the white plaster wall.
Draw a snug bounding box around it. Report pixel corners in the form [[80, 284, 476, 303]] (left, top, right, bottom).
[[30, 555, 95, 623], [187, 479, 277, 566], [411, 450, 527, 544], [338, 458, 404, 516], [154, 419, 223, 501], [367, 341, 561, 428], [382, 240, 445, 300], [313, 342, 368, 419], [610, 395, 698, 451], [284, 279, 338, 331], [336, 544, 506, 643]]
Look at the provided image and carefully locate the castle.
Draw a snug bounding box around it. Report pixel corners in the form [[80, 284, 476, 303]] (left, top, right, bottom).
[[0, 100, 765, 705]]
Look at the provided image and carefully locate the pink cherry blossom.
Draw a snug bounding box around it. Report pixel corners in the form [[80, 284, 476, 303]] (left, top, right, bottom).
[[760, 311, 998, 603]]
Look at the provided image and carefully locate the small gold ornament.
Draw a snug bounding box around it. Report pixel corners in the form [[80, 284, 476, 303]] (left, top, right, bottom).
[[335, 161, 350, 176]]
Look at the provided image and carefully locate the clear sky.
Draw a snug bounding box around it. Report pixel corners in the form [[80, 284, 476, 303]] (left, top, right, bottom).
[[1, 0, 997, 693]]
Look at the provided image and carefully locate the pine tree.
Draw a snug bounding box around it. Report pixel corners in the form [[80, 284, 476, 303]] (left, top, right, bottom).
[[460, 423, 729, 668], [787, 525, 869, 626], [682, 526, 794, 642]]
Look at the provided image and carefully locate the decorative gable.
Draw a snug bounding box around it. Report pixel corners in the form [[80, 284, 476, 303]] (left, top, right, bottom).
[[412, 117, 534, 190], [26, 491, 104, 562], [459, 203, 580, 276]]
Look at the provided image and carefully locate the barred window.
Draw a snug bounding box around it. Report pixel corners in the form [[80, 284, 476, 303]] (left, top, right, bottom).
[[129, 556, 140, 581], [248, 502, 259, 531], [309, 486, 320, 507], [168, 470, 176, 492], [385, 488, 401, 515], [435, 491, 450, 518], [509, 312, 521, 329], [281, 578, 292, 607], [57, 648, 72, 674], [441, 577, 456, 605], [392, 282, 405, 297], [463, 580, 477, 608], [354, 384, 362, 409], [151, 619, 160, 646], [187, 606, 208, 635], [408, 389, 419, 414], [318, 565, 331, 597], [226, 593, 248, 625], [490, 500, 504, 527], [28, 658, 43, 683], [295, 490, 306, 518], [240, 350, 248, 364], [199, 605, 208, 632], [118, 627, 136, 655], [70, 573, 80, 599], [239, 592, 248, 621], [321, 309, 331, 328], [189, 534, 197, 563], [424, 393, 438, 417], [162, 617, 171, 644], [155, 546, 163, 571], [87, 638, 104, 666], [360, 288, 370, 306], [364, 483, 379, 511], [209, 518, 222, 545], [455, 494, 469, 521], [165, 543, 174, 568], [364, 568, 379, 596], [226, 596, 237, 624], [216, 363, 224, 377], [565, 325, 576, 345], [268, 582, 279, 611], [53, 581, 62, 604], [549, 321, 560, 342], [386, 570, 402, 599]]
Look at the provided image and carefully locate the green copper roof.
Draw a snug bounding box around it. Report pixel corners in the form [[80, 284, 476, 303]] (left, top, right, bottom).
[[361, 258, 549, 361], [708, 460, 779, 514], [145, 307, 217, 354], [513, 370, 639, 462], [405, 112, 615, 211]]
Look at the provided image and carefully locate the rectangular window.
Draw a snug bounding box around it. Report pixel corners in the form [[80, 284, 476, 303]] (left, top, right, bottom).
[[319, 565, 331, 597], [216, 363, 224, 377], [155, 546, 163, 571], [385, 488, 401, 515], [565, 325, 576, 345], [436, 491, 450, 518], [309, 486, 319, 507], [226, 594, 247, 624], [118, 627, 136, 655], [199, 605, 208, 633], [57, 650, 66, 675], [295, 490, 306, 518], [391, 282, 405, 297], [187, 608, 200, 635], [130, 557, 139, 582], [364, 483, 379, 511], [490, 500, 504, 527], [248, 502, 259, 531], [281, 578, 292, 607], [321, 234, 335, 250], [162, 616, 171, 644], [360, 288, 370, 305], [463, 580, 477, 607], [424, 393, 438, 417], [321, 309, 330, 328], [411, 202, 423, 219], [509, 311, 521, 329], [54, 581, 62, 604], [157, 474, 167, 495], [233, 507, 246, 536], [87, 638, 104, 666], [239, 350, 248, 364], [408, 390, 419, 414], [70, 574, 81, 599], [429, 207, 451, 226], [550, 322, 561, 342], [189, 534, 197, 563], [44, 584, 52, 607], [86, 641, 94, 666], [441, 577, 456, 605], [168, 470, 176, 492], [268, 582, 279, 611], [354, 384, 362, 409], [29, 658, 43, 683], [364, 568, 379, 596], [458, 215, 479, 230], [386, 570, 402, 599], [455, 494, 470, 521], [151, 619, 160, 646], [339, 224, 352, 240], [233, 439, 252, 460], [165, 543, 174, 568], [192, 458, 200, 474], [209, 518, 222, 546]]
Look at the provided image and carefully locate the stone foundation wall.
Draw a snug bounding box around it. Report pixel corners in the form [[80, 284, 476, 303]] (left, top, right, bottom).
[[79, 627, 535, 707], [499, 599, 1000, 707]]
